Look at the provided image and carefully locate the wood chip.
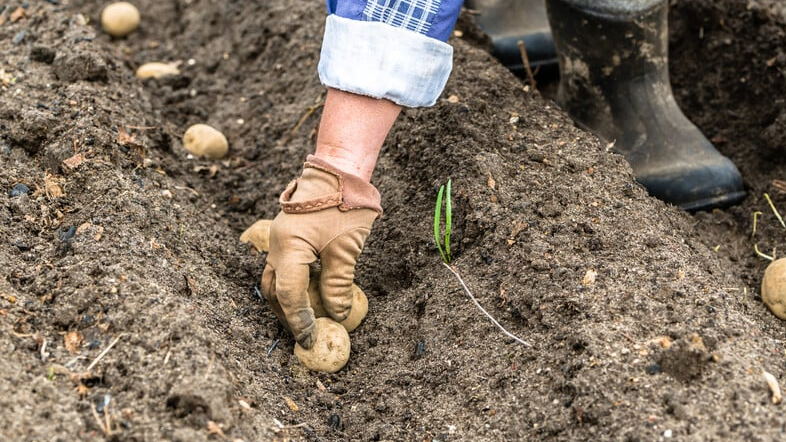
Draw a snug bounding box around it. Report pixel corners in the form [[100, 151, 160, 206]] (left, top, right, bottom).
[[64, 330, 84, 354]]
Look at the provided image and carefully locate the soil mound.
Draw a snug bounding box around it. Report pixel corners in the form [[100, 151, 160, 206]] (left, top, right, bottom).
[[2, 0, 786, 440]]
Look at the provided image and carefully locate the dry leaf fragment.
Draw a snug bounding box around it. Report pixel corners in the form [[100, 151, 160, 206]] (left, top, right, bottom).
[[64, 330, 84, 354], [63, 153, 86, 170], [582, 269, 597, 286], [763, 370, 783, 405], [44, 173, 65, 199], [10, 7, 27, 22], [117, 127, 137, 146], [285, 396, 299, 412], [651, 336, 672, 349], [76, 383, 89, 399], [206, 421, 226, 438]]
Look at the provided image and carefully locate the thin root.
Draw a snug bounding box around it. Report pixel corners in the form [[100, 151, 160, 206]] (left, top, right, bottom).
[[87, 334, 123, 371], [752, 211, 762, 239], [754, 244, 775, 261], [764, 193, 786, 229], [442, 263, 532, 347]]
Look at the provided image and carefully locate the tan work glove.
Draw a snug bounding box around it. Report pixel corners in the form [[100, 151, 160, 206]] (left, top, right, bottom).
[[261, 155, 381, 349]]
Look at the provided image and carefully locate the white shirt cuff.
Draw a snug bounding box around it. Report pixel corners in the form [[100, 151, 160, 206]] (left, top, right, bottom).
[[318, 15, 454, 108]]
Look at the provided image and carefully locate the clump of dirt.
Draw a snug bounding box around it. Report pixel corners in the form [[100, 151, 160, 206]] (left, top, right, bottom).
[[1, 0, 786, 441]]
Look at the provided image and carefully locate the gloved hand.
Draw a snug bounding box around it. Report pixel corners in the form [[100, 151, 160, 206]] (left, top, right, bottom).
[[261, 155, 381, 349]]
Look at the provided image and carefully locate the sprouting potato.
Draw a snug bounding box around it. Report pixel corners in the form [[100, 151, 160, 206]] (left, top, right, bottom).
[[308, 279, 368, 332], [294, 317, 350, 373], [101, 2, 140, 38], [762, 257, 786, 319], [182, 124, 228, 159], [239, 219, 272, 252], [135, 62, 180, 79]]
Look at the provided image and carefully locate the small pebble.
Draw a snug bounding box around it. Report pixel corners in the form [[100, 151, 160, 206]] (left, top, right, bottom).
[[57, 225, 76, 242], [12, 30, 27, 45], [327, 413, 341, 430], [663, 429, 673, 438], [9, 183, 30, 197], [646, 363, 661, 375]]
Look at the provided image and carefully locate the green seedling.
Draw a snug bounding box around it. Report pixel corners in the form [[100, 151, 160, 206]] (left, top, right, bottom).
[[434, 179, 452, 263]]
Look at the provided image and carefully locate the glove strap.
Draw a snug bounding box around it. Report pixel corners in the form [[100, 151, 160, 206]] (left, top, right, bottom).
[[280, 155, 383, 216]]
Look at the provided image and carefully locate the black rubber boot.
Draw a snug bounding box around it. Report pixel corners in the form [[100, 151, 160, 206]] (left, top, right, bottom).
[[466, 0, 558, 81], [545, 0, 745, 211]]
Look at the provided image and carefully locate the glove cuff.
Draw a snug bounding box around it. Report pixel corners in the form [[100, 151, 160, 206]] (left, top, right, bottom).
[[280, 155, 383, 216]]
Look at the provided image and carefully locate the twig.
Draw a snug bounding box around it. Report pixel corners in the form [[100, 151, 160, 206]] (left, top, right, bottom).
[[517, 40, 537, 90], [87, 334, 123, 371], [104, 398, 112, 436], [282, 99, 324, 145], [90, 402, 109, 435], [204, 353, 215, 380], [442, 263, 531, 347], [764, 193, 786, 229]]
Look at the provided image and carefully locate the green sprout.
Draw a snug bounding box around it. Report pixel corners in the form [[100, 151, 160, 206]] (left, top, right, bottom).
[[434, 179, 452, 263]]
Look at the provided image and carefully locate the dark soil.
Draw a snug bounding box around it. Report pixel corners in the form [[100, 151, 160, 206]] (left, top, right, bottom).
[[2, 0, 786, 441]]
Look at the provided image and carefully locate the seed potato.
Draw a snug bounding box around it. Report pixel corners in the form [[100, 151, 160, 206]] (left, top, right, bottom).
[[182, 124, 228, 159], [239, 219, 272, 252], [308, 280, 368, 332], [762, 257, 786, 319], [294, 317, 350, 373], [135, 62, 180, 79], [101, 2, 140, 37]]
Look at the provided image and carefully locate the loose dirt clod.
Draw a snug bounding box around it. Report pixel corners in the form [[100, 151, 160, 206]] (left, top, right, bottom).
[[762, 258, 786, 319], [100, 2, 140, 37], [182, 124, 228, 159], [135, 62, 180, 79], [293, 318, 350, 373]]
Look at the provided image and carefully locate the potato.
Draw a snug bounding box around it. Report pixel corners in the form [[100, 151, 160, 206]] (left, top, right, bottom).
[[239, 219, 272, 252], [762, 258, 786, 319], [308, 280, 368, 332], [294, 318, 350, 373], [135, 62, 180, 79], [101, 2, 140, 38], [182, 124, 228, 159]]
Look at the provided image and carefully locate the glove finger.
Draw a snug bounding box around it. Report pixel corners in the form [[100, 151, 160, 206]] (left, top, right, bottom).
[[275, 257, 317, 349], [260, 265, 288, 331], [319, 227, 370, 322]]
